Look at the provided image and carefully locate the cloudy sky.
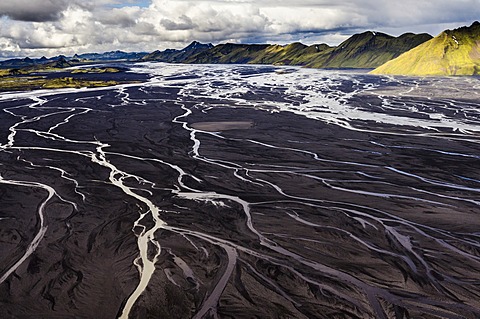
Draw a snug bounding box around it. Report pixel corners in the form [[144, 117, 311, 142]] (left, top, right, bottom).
[[0, 0, 479, 57]]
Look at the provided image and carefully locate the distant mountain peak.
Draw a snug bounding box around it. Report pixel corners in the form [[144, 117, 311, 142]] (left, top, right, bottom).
[[189, 40, 202, 46], [47, 57, 72, 68], [182, 41, 214, 52], [142, 41, 214, 62]]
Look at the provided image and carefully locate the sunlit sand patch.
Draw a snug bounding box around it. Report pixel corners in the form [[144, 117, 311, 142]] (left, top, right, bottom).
[[191, 121, 254, 131]]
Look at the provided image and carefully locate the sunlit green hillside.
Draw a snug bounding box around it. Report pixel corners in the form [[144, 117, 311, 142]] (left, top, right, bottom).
[[371, 21, 480, 76]]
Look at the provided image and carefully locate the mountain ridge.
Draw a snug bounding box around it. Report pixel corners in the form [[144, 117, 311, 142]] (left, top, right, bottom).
[[0, 30, 432, 70], [311, 31, 432, 68], [141, 41, 214, 62], [371, 21, 480, 76], [179, 32, 432, 69]]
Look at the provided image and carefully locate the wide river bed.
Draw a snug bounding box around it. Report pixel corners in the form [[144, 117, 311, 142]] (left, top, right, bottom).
[[1, 63, 479, 318]]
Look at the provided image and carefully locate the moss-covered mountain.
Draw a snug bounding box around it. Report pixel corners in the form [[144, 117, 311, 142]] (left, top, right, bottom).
[[178, 32, 431, 69], [181, 42, 330, 65], [371, 21, 480, 76], [183, 43, 274, 64], [308, 32, 432, 68]]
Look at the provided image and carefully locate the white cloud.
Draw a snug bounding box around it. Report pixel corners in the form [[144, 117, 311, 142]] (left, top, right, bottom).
[[0, 0, 479, 57]]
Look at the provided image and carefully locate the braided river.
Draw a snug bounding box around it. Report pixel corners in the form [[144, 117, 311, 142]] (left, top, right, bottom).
[[1, 63, 479, 318]]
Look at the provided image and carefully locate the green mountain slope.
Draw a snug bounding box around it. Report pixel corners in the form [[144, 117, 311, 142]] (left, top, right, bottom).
[[371, 21, 480, 76], [183, 43, 272, 64], [308, 32, 432, 68], [248, 42, 332, 65], [183, 32, 431, 69], [184, 42, 334, 65]]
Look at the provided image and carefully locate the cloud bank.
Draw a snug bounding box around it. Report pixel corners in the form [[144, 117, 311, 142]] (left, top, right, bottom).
[[0, 0, 479, 57]]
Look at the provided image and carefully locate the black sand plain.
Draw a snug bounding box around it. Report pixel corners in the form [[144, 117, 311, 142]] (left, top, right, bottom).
[[0, 65, 479, 319]]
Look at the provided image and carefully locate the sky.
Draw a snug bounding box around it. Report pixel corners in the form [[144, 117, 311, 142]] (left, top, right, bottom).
[[0, 0, 479, 57]]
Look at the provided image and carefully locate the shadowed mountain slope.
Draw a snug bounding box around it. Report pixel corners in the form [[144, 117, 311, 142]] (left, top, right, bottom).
[[141, 41, 214, 62]]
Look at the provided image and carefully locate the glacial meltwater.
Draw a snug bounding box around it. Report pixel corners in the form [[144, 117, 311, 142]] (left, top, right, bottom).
[[1, 64, 479, 318]]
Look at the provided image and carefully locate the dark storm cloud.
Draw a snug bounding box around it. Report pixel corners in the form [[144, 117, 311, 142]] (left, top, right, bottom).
[[0, 0, 91, 22], [161, 15, 196, 31]]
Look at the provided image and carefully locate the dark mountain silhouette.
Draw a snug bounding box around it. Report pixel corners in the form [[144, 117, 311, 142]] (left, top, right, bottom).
[[141, 41, 214, 62]]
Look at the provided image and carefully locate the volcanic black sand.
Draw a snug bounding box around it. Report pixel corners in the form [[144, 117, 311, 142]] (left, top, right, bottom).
[[0, 64, 479, 319]]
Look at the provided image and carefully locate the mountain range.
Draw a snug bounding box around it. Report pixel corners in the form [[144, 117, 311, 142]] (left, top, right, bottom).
[[180, 32, 432, 69], [0, 22, 478, 76], [0, 31, 431, 71], [73, 50, 148, 62], [0, 51, 147, 69]]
